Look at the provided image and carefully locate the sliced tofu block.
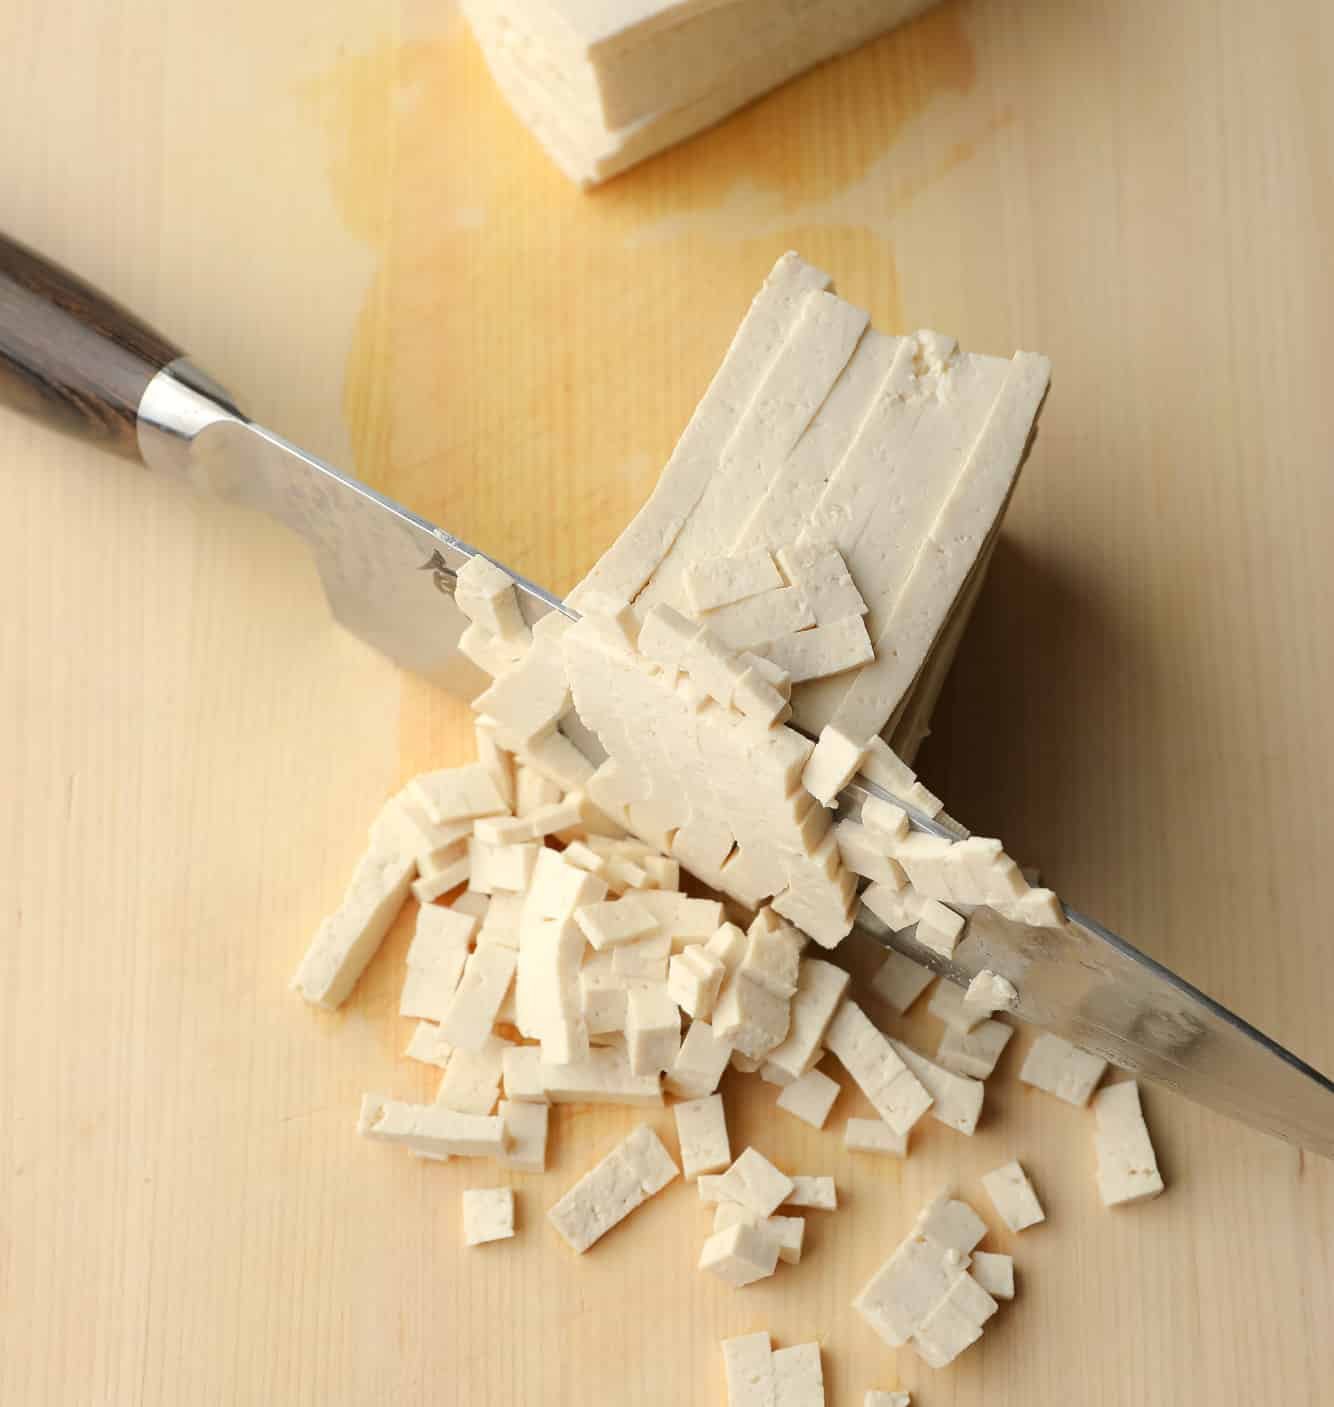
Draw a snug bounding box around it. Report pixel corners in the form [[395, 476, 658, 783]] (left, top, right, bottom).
[[499, 1099, 549, 1173], [674, 1093, 732, 1179], [686, 548, 783, 613], [699, 1221, 781, 1288], [783, 1176, 837, 1211], [888, 1038, 985, 1137], [936, 1019, 1014, 1080], [1092, 1080, 1165, 1207], [664, 1019, 733, 1100], [928, 979, 990, 1035], [762, 616, 873, 683], [625, 983, 681, 1074], [501, 1044, 547, 1103], [1019, 1033, 1108, 1107], [868, 951, 935, 1015], [801, 725, 868, 807], [411, 763, 509, 825], [763, 958, 850, 1082], [547, 1124, 678, 1253], [436, 1036, 510, 1115], [462, 1187, 515, 1246], [845, 1117, 908, 1157], [404, 1021, 453, 1070], [722, 1331, 774, 1407], [668, 946, 726, 1020], [358, 1094, 507, 1159], [776, 541, 867, 624], [824, 1002, 933, 1136], [776, 1068, 840, 1130], [969, 1251, 1014, 1300], [981, 1160, 1046, 1232], [539, 1043, 663, 1107], [771, 1341, 824, 1405], [455, 554, 530, 643], [438, 944, 518, 1051], [714, 1147, 794, 1218]]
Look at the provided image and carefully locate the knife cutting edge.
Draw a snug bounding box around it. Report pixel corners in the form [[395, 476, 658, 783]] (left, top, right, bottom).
[[3, 231, 1330, 1155]]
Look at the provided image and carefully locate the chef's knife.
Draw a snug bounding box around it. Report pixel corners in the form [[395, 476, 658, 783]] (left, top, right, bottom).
[[3, 232, 1330, 1155]]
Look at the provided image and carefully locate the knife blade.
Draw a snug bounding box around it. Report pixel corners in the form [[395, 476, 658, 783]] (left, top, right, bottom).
[[3, 232, 1330, 1154]]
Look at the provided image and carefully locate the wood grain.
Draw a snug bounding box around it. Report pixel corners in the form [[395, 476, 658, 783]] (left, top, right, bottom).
[[2, 1, 1332, 1404]]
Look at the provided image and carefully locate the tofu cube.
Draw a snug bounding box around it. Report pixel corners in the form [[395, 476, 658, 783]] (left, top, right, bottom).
[[775, 1068, 840, 1130], [1019, 1033, 1108, 1106], [981, 1160, 1046, 1232], [673, 1093, 731, 1180], [801, 725, 868, 807], [462, 1187, 515, 1246], [1092, 1080, 1165, 1207], [698, 1221, 780, 1288]]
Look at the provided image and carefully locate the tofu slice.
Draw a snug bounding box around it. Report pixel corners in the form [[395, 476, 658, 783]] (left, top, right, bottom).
[[1019, 1033, 1108, 1107], [713, 1147, 794, 1218], [685, 547, 783, 613], [1092, 1080, 1165, 1207], [547, 1124, 679, 1253], [776, 1068, 840, 1130], [783, 1176, 837, 1211], [461, 1187, 515, 1246], [970, 1251, 1014, 1300], [722, 1331, 774, 1407], [801, 725, 868, 807], [845, 1118, 908, 1157], [824, 1001, 933, 1136], [771, 1342, 824, 1406], [699, 1221, 781, 1288], [673, 1093, 732, 1179], [981, 1160, 1046, 1232]]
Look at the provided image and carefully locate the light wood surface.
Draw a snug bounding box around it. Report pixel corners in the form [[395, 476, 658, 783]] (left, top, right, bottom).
[[3, 1, 1332, 1403]]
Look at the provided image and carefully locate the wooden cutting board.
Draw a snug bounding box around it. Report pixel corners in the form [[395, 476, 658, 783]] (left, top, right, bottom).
[[2, 1, 1331, 1403]]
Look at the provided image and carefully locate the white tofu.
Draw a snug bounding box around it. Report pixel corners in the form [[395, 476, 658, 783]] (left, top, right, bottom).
[[915, 899, 966, 959], [358, 1095, 507, 1159], [406, 902, 476, 970], [772, 1341, 823, 1405], [438, 944, 518, 1051], [572, 896, 659, 949], [455, 554, 529, 643], [515, 765, 562, 817], [612, 933, 671, 980], [499, 1099, 549, 1173], [801, 725, 867, 807], [776, 1068, 840, 1130], [686, 548, 783, 613], [701, 585, 815, 653], [697, 1174, 729, 1205], [547, 1123, 678, 1253], [970, 1251, 1014, 1300], [673, 1093, 731, 1179], [462, 1187, 515, 1246], [451, 889, 492, 921], [776, 541, 867, 625], [468, 837, 539, 894], [715, 1147, 794, 1218], [459, 621, 524, 678], [637, 603, 701, 673], [436, 1036, 509, 1115], [964, 969, 1019, 1017], [910, 1282, 988, 1367], [887, 1038, 984, 1137], [538, 1043, 663, 1107], [526, 846, 609, 920], [478, 890, 524, 949], [519, 728, 597, 791], [860, 796, 909, 844], [824, 1002, 933, 1136], [699, 1221, 781, 1288], [732, 664, 791, 727], [762, 616, 873, 682], [707, 921, 748, 969], [501, 1044, 548, 1103], [667, 947, 726, 1019], [854, 1234, 961, 1349], [927, 980, 989, 1035], [404, 1021, 453, 1070], [915, 1193, 989, 1254], [1003, 886, 1064, 928], [936, 1019, 1014, 1080], [411, 763, 509, 825], [844, 1118, 908, 1157], [864, 1394, 910, 1407], [739, 923, 804, 999], [783, 1176, 837, 1211], [291, 845, 415, 1010], [1019, 1033, 1108, 1106], [633, 892, 725, 944], [473, 715, 516, 809], [981, 1160, 1045, 1232], [411, 853, 471, 903], [713, 972, 791, 1060], [664, 1020, 733, 1099], [722, 1332, 774, 1407], [834, 820, 904, 885], [625, 983, 681, 1075], [1092, 1080, 1165, 1207], [860, 739, 943, 818], [763, 958, 850, 1082], [868, 951, 934, 1015]]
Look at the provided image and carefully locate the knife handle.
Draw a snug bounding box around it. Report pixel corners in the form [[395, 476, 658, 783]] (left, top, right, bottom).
[[0, 230, 190, 461]]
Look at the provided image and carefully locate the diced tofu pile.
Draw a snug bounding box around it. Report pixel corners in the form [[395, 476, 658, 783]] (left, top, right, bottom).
[[285, 253, 1170, 1398], [462, 2, 936, 188]]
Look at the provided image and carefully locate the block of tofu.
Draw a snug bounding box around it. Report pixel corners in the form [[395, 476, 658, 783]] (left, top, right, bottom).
[[1092, 1081, 1164, 1207], [824, 1002, 933, 1136], [612, 933, 672, 980], [776, 541, 866, 625], [845, 1117, 908, 1157], [634, 892, 726, 945], [915, 899, 966, 959], [674, 1093, 732, 1179], [473, 642, 572, 747], [573, 896, 659, 949], [526, 847, 610, 921], [469, 837, 539, 894], [411, 852, 471, 904], [707, 921, 749, 970], [776, 1068, 840, 1130], [547, 1123, 678, 1253], [515, 765, 562, 817], [891, 833, 955, 898], [888, 1038, 984, 1137], [699, 1221, 781, 1288], [539, 1043, 663, 1106], [519, 729, 597, 791], [712, 1203, 807, 1266], [981, 1160, 1045, 1231], [291, 844, 416, 1009], [668, 946, 726, 1019], [860, 796, 909, 844], [406, 902, 477, 970], [438, 944, 518, 1050], [1001, 886, 1065, 928], [479, 891, 524, 949], [370, 789, 475, 865], [801, 726, 868, 807], [722, 1331, 774, 1407], [521, 793, 596, 841], [927, 980, 989, 1035], [860, 883, 924, 934], [681, 626, 748, 706], [498, 1098, 549, 1173], [701, 586, 815, 653], [473, 715, 516, 807], [910, 1274, 995, 1367], [697, 1174, 729, 1204], [915, 1192, 989, 1254], [455, 554, 530, 643], [411, 764, 509, 825], [404, 1021, 453, 1070], [963, 969, 1019, 1018], [937, 1019, 1014, 1080], [739, 922, 804, 999], [501, 1044, 548, 1103], [462, 1186, 515, 1246], [834, 820, 904, 886], [625, 983, 681, 1074], [713, 972, 791, 1060], [763, 959, 849, 1081], [358, 1094, 508, 1159], [783, 1176, 837, 1211], [868, 951, 935, 1015], [762, 616, 873, 683], [459, 621, 525, 678], [970, 1251, 1014, 1300], [686, 547, 783, 613], [664, 1020, 733, 1099], [637, 603, 700, 672], [771, 1341, 823, 1404], [860, 740, 943, 818], [715, 1147, 794, 1218], [732, 663, 791, 727], [854, 1234, 963, 1349], [436, 1036, 510, 1115], [1019, 1033, 1108, 1106]]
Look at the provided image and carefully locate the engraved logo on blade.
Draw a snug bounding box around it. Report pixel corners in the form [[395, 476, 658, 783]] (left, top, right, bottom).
[[419, 549, 457, 595]]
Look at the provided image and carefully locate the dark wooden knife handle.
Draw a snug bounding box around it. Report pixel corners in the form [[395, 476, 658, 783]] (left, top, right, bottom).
[[0, 231, 183, 461]]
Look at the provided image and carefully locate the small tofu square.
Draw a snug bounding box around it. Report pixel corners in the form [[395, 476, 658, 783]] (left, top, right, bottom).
[[498, 1100, 549, 1174], [462, 1187, 515, 1246], [673, 1094, 731, 1180], [776, 1068, 840, 1130], [981, 1160, 1046, 1232], [783, 1176, 837, 1211], [869, 952, 934, 1015], [771, 1341, 823, 1405], [699, 1221, 780, 1288], [1092, 1080, 1165, 1207], [801, 725, 867, 807], [844, 1117, 908, 1157], [1019, 1033, 1108, 1106], [936, 1019, 1014, 1080], [717, 1147, 794, 1218], [970, 1251, 1015, 1300]]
